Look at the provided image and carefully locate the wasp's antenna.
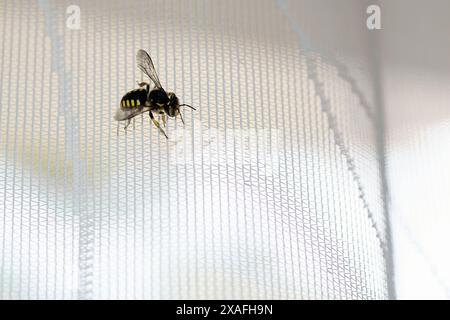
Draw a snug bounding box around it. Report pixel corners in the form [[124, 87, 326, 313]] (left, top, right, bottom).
[[179, 111, 185, 125], [179, 104, 196, 110]]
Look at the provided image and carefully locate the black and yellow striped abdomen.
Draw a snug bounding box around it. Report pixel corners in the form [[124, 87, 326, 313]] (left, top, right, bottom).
[[120, 88, 148, 109]]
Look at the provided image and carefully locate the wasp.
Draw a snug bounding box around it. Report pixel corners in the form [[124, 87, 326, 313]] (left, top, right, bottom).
[[114, 49, 196, 138]]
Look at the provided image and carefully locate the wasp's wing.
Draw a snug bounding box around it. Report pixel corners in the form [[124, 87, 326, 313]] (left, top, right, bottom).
[[136, 49, 162, 89], [114, 106, 149, 121]]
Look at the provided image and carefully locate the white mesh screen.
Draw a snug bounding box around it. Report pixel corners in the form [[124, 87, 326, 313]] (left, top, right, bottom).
[[0, 0, 390, 299]]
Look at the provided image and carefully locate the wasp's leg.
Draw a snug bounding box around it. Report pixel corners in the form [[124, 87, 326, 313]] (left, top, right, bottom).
[[124, 119, 132, 132], [137, 80, 150, 87], [149, 111, 168, 139], [161, 113, 167, 127], [178, 111, 185, 126]]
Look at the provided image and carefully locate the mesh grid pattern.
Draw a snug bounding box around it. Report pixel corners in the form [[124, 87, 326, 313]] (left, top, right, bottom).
[[0, 0, 388, 299]]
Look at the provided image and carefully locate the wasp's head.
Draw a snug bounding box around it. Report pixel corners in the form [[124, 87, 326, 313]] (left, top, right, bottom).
[[165, 92, 180, 117], [164, 92, 196, 125]]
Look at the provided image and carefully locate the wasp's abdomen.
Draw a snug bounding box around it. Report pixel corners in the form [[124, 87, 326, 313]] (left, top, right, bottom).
[[120, 88, 148, 108]]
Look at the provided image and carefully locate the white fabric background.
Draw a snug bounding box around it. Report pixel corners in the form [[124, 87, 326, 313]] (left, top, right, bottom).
[[6, 0, 448, 299]]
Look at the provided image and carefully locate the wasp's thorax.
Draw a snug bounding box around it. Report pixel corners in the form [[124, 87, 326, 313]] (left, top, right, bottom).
[[148, 88, 180, 117], [148, 88, 169, 105]]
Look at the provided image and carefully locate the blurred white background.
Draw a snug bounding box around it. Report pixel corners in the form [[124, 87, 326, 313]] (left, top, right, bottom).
[[381, 0, 450, 299]]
